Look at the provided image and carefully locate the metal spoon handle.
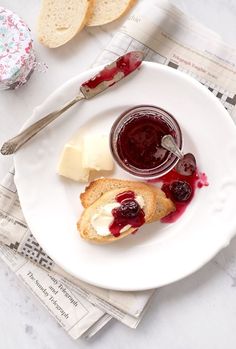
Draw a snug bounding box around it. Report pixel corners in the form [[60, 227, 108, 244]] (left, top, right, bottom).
[[1, 94, 85, 155], [161, 135, 184, 159]]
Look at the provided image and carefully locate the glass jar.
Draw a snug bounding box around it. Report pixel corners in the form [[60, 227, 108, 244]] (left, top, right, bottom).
[[110, 105, 183, 179]]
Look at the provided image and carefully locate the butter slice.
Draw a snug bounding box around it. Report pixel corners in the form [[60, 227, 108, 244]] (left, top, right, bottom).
[[82, 135, 114, 171], [57, 144, 89, 182]]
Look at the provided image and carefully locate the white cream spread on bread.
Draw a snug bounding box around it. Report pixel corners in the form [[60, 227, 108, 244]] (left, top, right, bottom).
[[91, 195, 145, 237]]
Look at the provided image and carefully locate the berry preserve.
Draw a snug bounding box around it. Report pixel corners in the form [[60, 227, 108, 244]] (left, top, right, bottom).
[[81, 51, 143, 91], [109, 191, 145, 237], [110, 105, 182, 178], [150, 168, 209, 223], [117, 114, 173, 169]]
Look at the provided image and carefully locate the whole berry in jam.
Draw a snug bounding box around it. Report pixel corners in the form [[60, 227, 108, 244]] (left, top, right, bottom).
[[119, 199, 140, 218], [170, 181, 192, 202]]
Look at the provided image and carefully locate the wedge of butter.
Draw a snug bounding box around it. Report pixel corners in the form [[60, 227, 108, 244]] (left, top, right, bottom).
[[82, 135, 114, 171], [57, 144, 89, 182]]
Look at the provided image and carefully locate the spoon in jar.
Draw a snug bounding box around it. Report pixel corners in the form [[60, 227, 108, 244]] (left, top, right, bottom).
[[161, 135, 197, 176]]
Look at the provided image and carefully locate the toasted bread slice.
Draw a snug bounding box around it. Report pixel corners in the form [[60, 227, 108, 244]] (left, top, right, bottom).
[[80, 178, 164, 207], [38, 0, 93, 48], [86, 0, 136, 26], [151, 192, 175, 221], [80, 178, 175, 222], [78, 186, 157, 243]]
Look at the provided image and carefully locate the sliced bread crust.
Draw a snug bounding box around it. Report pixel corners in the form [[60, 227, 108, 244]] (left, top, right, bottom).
[[80, 178, 154, 208], [86, 0, 136, 26], [38, 0, 93, 48]]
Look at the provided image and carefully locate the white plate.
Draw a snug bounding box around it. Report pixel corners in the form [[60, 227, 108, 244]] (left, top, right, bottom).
[[14, 62, 236, 291]]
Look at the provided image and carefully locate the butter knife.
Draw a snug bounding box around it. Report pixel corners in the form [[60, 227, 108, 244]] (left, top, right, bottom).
[[1, 51, 144, 155]]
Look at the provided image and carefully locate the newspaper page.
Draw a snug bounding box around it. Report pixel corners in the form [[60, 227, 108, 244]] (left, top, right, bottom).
[[0, 244, 108, 340], [1, 0, 236, 340], [95, 0, 236, 122], [0, 169, 153, 330]]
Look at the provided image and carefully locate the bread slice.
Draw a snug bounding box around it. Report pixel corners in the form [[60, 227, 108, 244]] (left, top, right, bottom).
[[80, 178, 154, 208], [80, 178, 175, 222], [151, 192, 175, 221], [38, 0, 93, 48], [86, 0, 136, 26], [77, 186, 156, 243]]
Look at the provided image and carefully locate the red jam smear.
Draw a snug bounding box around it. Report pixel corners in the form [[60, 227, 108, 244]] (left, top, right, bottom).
[[81, 52, 143, 90], [116, 191, 135, 203], [109, 191, 145, 237], [150, 169, 209, 223], [117, 113, 175, 170]]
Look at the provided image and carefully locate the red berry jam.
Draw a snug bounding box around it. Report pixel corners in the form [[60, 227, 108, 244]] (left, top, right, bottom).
[[110, 106, 182, 178], [170, 181, 192, 202], [151, 168, 209, 223], [109, 191, 145, 237], [116, 191, 135, 203], [117, 114, 173, 170], [81, 51, 143, 90]]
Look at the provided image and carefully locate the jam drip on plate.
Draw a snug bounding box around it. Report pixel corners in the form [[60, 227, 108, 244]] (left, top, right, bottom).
[[151, 169, 209, 223], [109, 191, 145, 237]]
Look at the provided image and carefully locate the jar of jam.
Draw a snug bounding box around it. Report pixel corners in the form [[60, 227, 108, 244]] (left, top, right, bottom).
[[0, 7, 36, 90], [110, 105, 183, 179]]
